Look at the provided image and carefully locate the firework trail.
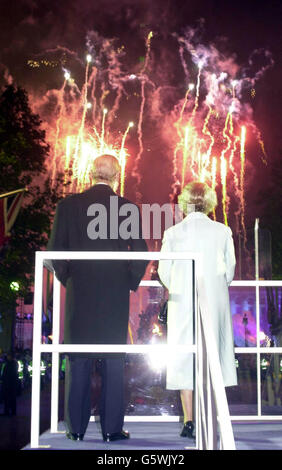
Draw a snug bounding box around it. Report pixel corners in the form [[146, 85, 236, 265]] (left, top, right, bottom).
[[52, 76, 68, 183], [201, 102, 214, 169], [191, 62, 202, 121], [132, 31, 154, 201], [120, 121, 134, 196], [220, 109, 233, 224], [100, 38, 127, 127], [170, 84, 194, 199], [211, 156, 217, 220], [239, 125, 247, 243]]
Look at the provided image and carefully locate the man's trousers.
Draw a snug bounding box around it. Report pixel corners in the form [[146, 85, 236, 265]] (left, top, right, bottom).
[[64, 356, 125, 436]]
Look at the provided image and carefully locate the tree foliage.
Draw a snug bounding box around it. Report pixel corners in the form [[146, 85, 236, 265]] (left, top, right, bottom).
[[0, 85, 65, 350], [0, 85, 49, 189]]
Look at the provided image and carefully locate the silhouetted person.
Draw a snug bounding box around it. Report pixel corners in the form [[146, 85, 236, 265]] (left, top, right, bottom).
[[158, 181, 237, 439], [48, 154, 148, 442], [2, 353, 18, 416]]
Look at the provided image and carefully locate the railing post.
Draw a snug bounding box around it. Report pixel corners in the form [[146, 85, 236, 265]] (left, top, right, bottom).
[[254, 219, 262, 417], [196, 306, 207, 450], [194, 261, 200, 451], [50, 274, 61, 433], [30, 252, 44, 448], [207, 363, 213, 449]]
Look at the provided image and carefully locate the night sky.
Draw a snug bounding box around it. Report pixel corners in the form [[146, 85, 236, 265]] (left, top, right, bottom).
[[0, 0, 281, 229]]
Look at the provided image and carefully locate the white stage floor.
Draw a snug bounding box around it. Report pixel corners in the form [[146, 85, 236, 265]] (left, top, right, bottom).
[[23, 421, 282, 451]]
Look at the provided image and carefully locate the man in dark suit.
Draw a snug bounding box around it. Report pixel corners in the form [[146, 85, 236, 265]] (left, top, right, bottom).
[[48, 154, 148, 442]]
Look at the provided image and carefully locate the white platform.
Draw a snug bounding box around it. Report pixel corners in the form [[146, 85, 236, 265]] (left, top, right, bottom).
[[23, 421, 282, 451]]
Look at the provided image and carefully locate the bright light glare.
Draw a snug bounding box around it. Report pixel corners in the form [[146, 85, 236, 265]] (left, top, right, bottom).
[[147, 344, 168, 371], [10, 281, 20, 291], [259, 331, 266, 342]]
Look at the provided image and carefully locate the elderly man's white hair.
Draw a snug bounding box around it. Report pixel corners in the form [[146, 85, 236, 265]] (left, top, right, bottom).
[[92, 154, 120, 185], [178, 181, 218, 215]]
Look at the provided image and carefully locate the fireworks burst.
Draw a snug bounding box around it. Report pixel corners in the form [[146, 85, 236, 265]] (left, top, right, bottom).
[[170, 65, 250, 228], [33, 31, 157, 198], [163, 28, 273, 237], [30, 26, 272, 237], [47, 50, 135, 196]]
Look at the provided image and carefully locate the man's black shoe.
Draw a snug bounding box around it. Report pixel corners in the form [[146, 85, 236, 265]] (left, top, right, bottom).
[[66, 432, 84, 441], [103, 430, 130, 442]]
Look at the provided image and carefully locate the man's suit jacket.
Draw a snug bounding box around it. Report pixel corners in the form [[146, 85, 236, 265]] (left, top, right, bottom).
[[47, 184, 148, 345]]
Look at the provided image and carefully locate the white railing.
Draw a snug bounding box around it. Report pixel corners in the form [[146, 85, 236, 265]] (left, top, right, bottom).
[[30, 250, 235, 449], [231, 279, 282, 421], [140, 278, 282, 422]]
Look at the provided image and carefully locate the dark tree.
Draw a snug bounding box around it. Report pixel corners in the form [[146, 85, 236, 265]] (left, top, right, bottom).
[[0, 85, 49, 189], [0, 85, 65, 351]]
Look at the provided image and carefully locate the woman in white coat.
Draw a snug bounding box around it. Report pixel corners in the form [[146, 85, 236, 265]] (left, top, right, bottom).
[[158, 182, 237, 439]]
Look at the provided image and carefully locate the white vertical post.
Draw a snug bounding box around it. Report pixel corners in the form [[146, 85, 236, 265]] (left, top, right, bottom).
[[256, 280, 262, 417], [254, 218, 262, 417], [256, 281, 262, 417], [194, 264, 200, 451], [206, 361, 213, 449], [196, 312, 208, 450], [196, 320, 203, 450], [30, 253, 44, 448], [50, 275, 61, 433], [197, 276, 236, 450], [254, 218, 259, 282]]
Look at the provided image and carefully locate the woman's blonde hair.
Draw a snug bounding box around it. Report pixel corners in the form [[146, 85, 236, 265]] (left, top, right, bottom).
[[178, 181, 217, 215]]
